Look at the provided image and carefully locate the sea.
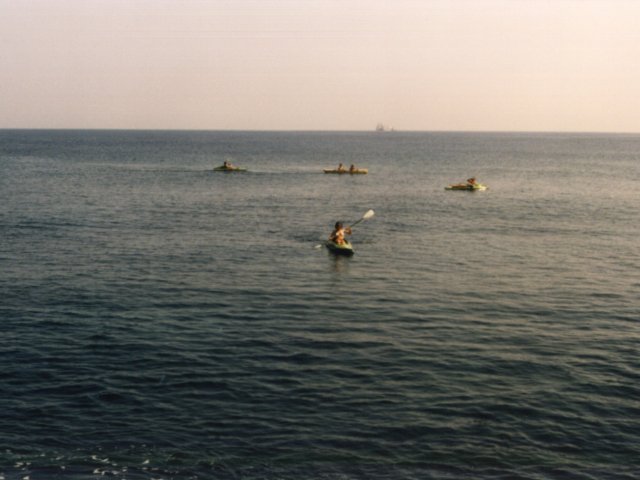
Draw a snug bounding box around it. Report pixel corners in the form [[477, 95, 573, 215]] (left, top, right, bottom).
[[1, 130, 638, 480]]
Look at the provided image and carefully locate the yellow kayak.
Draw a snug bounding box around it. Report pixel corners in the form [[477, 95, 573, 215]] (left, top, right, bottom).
[[323, 169, 368, 174], [445, 183, 487, 191]]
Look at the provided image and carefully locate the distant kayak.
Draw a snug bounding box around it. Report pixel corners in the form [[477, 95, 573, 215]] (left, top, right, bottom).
[[445, 183, 487, 191], [214, 166, 247, 172], [323, 169, 368, 174], [325, 240, 355, 256]]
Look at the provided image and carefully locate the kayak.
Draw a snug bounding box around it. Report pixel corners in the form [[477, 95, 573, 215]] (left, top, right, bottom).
[[445, 183, 487, 191], [325, 240, 355, 256], [214, 166, 247, 172], [323, 169, 368, 174]]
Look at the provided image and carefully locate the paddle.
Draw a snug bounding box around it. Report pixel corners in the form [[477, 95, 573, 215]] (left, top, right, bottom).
[[314, 209, 375, 248], [349, 209, 375, 228]]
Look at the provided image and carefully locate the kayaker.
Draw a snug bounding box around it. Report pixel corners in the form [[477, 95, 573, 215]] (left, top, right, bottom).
[[467, 177, 477, 186], [337, 163, 346, 172], [349, 164, 355, 173], [329, 221, 352, 245], [223, 160, 233, 169]]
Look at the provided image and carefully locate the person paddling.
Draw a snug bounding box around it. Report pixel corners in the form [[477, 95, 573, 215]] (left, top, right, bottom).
[[329, 221, 352, 245]]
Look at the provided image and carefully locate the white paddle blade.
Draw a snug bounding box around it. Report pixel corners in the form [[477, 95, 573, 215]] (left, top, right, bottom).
[[362, 209, 375, 220], [350, 209, 375, 228]]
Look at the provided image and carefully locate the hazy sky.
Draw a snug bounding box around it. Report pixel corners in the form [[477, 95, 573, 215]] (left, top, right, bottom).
[[2, 0, 640, 131]]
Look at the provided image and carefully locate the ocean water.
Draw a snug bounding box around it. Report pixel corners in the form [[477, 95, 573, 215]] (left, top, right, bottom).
[[1, 130, 639, 479]]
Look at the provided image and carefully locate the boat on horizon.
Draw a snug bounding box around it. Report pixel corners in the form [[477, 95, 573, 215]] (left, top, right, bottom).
[[375, 123, 395, 133]]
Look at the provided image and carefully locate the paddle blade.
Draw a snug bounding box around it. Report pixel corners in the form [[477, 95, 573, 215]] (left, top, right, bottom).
[[350, 209, 375, 228], [362, 209, 375, 220]]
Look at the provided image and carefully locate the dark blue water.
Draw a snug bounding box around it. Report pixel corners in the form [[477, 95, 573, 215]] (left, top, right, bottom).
[[1, 130, 639, 479]]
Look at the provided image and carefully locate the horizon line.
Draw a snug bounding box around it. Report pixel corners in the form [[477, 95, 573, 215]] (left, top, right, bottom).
[[2, 127, 640, 135]]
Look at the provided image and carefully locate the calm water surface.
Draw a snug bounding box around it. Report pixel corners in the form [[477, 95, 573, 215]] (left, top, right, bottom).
[[1, 130, 639, 479]]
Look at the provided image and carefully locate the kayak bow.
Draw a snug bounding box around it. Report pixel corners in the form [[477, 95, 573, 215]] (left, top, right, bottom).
[[325, 240, 355, 256]]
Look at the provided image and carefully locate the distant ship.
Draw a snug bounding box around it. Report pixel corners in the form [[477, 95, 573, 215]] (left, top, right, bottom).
[[375, 123, 395, 132]]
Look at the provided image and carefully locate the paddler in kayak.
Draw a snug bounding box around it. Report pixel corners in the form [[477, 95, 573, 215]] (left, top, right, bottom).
[[223, 160, 235, 169], [467, 177, 477, 187], [329, 221, 352, 245]]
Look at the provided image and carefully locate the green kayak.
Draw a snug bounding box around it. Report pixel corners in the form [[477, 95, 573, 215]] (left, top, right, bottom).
[[325, 240, 355, 256]]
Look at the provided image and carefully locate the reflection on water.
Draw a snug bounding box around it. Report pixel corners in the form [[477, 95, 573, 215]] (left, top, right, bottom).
[[1, 130, 639, 480], [328, 252, 351, 273]]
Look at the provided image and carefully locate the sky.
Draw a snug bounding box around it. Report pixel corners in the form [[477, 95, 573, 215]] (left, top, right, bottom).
[[2, 0, 640, 132]]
